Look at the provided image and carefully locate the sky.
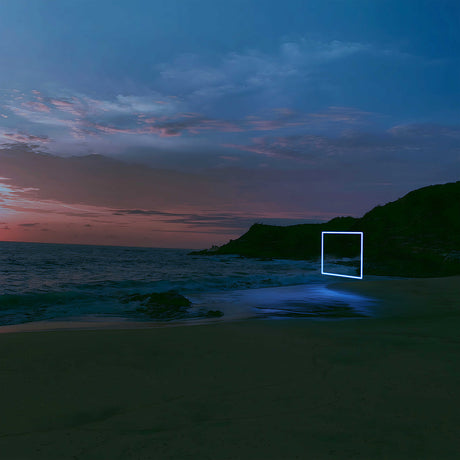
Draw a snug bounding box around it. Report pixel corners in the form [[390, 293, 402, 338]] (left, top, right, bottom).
[[0, 0, 459, 248]]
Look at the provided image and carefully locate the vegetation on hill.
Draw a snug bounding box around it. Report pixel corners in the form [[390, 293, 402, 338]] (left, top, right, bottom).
[[191, 181, 460, 277]]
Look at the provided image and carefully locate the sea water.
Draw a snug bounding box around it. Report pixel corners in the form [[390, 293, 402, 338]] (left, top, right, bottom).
[[0, 241, 377, 326]]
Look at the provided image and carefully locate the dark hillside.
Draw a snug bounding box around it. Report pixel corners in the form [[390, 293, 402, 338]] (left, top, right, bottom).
[[191, 181, 460, 277]]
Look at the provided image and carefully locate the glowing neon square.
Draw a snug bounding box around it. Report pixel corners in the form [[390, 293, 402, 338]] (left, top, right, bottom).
[[321, 231, 363, 279]]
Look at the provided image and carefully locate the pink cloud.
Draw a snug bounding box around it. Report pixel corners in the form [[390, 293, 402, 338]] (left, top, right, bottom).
[[142, 126, 182, 137], [143, 115, 169, 124], [244, 106, 377, 132], [3, 132, 50, 144], [49, 98, 82, 116], [31, 90, 44, 102], [225, 134, 336, 159], [142, 115, 243, 135], [22, 101, 50, 113], [74, 120, 140, 136]]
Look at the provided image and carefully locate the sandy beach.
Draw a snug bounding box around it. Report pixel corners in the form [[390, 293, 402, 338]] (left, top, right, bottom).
[[1, 276, 460, 459]]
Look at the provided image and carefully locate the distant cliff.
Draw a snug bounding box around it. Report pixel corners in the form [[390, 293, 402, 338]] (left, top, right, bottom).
[[191, 181, 460, 277]]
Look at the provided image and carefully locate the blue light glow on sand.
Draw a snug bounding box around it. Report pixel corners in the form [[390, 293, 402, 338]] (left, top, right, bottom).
[[189, 282, 378, 321]]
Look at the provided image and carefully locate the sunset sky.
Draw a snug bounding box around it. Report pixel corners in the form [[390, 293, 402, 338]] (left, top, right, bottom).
[[0, 0, 459, 248]]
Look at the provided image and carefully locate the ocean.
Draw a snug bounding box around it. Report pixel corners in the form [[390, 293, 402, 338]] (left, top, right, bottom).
[[0, 241, 377, 327]]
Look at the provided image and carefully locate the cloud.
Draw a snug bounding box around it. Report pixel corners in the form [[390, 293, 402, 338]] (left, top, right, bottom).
[[6, 92, 330, 147], [3, 89, 247, 144], [0, 145, 237, 210], [114, 209, 175, 216], [0, 144, 354, 225], [0, 36, 443, 192], [0, 145, 345, 243], [4, 39, 373, 136], [2, 132, 50, 144], [227, 123, 460, 164], [7, 104, 76, 128], [388, 123, 460, 140], [49, 98, 83, 116], [2, 131, 458, 243], [225, 134, 337, 161], [157, 39, 373, 101], [240, 106, 380, 135], [307, 106, 378, 123], [22, 101, 50, 112], [0, 38, 394, 158], [113, 208, 320, 233], [6, 84, 378, 147], [142, 115, 244, 137]]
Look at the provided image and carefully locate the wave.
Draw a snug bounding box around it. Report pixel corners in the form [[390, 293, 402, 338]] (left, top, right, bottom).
[[0, 244, 362, 326]]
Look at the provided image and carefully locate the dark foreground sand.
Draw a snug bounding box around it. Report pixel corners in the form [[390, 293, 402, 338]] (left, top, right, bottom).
[[1, 277, 460, 459]]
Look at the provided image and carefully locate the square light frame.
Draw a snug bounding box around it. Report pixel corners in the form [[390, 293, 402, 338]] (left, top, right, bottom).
[[321, 231, 363, 279]]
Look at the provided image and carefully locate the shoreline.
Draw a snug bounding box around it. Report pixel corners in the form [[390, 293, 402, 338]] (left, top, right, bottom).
[[0, 276, 460, 458], [0, 277, 382, 334], [0, 315, 236, 334]]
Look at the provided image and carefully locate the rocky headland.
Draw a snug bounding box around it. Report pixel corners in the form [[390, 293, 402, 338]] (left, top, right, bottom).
[[191, 181, 460, 277]]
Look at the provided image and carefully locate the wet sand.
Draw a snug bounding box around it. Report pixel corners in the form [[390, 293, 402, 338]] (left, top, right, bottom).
[[0, 276, 460, 459]]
